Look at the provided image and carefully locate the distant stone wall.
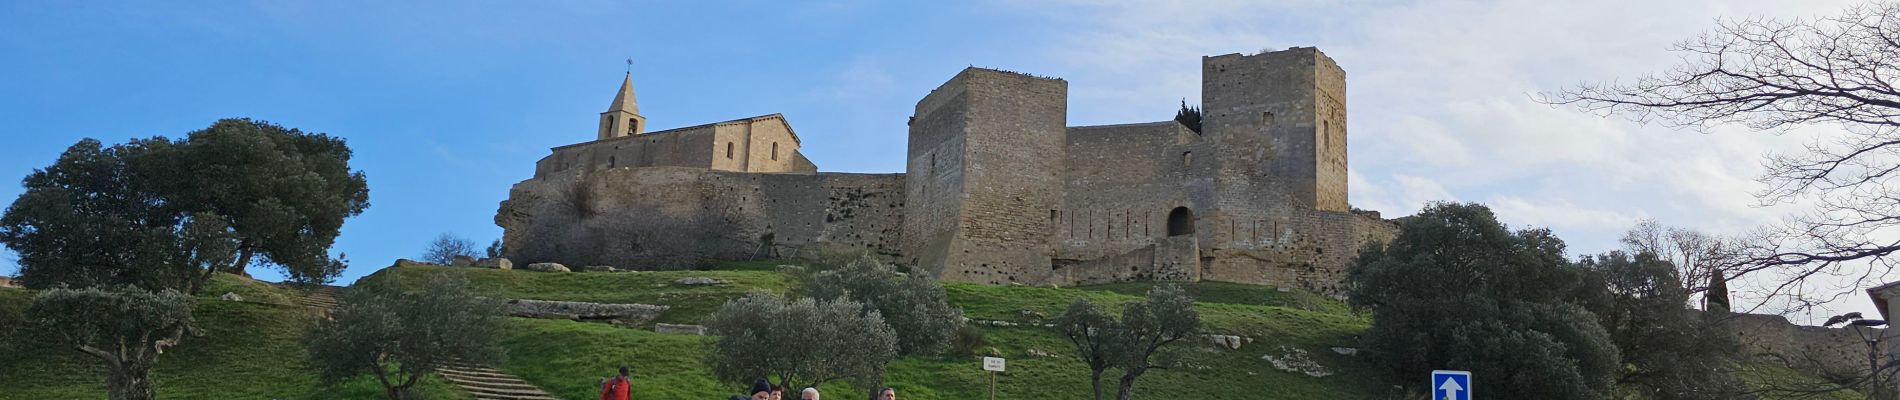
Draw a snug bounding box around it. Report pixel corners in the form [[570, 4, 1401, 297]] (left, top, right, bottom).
[[1201, 208, 1396, 295], [1725, 312, 1893, 380], [497, 167, 904, 269]]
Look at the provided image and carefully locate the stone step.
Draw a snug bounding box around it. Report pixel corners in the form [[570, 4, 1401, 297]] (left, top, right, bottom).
[[451, 381, 557, 398], [438, 377, 543, 392], [438, 369, 535, 386], [473, 396, 559, 400], [440, 365, 508, 376], [435, 364, 559, 400]]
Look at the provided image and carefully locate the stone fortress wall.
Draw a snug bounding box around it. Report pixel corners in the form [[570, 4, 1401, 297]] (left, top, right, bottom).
[[497, 46, 1399, 292], [1724, 312, 1893, 382]]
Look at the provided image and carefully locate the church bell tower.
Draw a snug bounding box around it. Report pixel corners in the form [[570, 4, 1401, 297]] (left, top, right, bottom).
[[598, 72, 646, 140]]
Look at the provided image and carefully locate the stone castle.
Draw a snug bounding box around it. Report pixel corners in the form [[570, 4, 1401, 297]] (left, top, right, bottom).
[[495, 47, 1398, 292]]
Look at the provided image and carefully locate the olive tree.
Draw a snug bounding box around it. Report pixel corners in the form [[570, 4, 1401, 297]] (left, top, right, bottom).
[[1054, 299, 1117, 400], [1054, 285, 1202, 400], [305, 274, 502, 400], [704, 292, 898, 395], [799, 256, 963, 356], [1109, 285, 1201, 400], [28, 286, 195, 400]]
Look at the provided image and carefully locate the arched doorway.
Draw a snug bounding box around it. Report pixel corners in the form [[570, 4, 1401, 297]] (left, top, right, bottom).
[[1167, 207, 1194, 236]]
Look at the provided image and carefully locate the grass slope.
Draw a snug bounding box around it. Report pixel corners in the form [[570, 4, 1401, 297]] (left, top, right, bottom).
[[0, 264, 1865, 399], [0, 276, 467, 400], [380, 264, 1397, 399]]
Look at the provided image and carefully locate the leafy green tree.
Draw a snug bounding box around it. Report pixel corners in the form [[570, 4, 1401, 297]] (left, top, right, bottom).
[[0, 139, 242, 293], [1579, 251, 1739, 399], [28, 286, 195, 400], [1055, 298, 1118, 400], [704, 292, 898, 394], [156, 119, 368, 281], [1110, 285, 1200, 400], [305, 274, 502, 400], [800, 256, 963, 356], [0, 119, 367, 291], [1349, 202, 1619, 400]]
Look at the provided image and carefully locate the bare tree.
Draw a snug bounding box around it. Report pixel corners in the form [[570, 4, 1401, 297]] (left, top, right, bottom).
[[1550, 2, 1900, 315], [422, 233, 478, 265], [1621, 220, 1740, 310]]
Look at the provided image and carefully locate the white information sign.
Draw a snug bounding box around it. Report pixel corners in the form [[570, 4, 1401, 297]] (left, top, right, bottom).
[[982, 357, 1006, 372]]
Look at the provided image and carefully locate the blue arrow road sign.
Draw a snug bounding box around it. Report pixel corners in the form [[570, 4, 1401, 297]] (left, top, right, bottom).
[[1432, 370, 1470, 400]]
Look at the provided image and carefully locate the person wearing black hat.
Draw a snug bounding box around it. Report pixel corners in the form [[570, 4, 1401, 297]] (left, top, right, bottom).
[[748, 378, 773, 400]]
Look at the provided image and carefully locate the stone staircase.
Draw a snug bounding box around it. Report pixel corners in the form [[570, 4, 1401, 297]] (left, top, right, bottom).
[[437, 363, 561, 400], [291, 285, 341, 310]]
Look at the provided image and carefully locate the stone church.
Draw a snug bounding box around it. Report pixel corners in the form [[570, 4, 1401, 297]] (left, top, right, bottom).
[[496, 47, 1397, 293]]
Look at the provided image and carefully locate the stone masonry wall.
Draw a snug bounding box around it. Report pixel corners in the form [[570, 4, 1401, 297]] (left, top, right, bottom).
[[905, 68, 1068, 285], [497, 167, 904, 269], [902, 73, 971, 276], [1202, 208, 1396, 295], [1726, 312, 1894, 381], [1055, 121, 1214, 285], [504, 46, 1396, 293]]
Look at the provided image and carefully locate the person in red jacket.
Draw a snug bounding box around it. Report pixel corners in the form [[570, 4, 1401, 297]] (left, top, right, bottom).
[[600, 366, 631, 400]]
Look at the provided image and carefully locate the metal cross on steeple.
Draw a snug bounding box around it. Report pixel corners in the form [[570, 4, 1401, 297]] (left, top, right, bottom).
[[625, 58, 633, 74]]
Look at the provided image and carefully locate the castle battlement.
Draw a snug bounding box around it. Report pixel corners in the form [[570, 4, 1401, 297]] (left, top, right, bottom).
[[497, 47, 1396, 292]]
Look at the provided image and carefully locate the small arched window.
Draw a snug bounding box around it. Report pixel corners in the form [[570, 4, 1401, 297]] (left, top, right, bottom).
[[629, 118, 639, 133], [726, 142, 735, 159], [1167, 207, 1194, 236], [771, 142, 779, 161], [1182, 151, 1192, 167], [608, 155, 617, 168]]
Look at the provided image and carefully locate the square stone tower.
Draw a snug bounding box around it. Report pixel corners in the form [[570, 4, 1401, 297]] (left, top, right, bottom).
[[903, 68, 1068, 284], [1202, 47, 1348, 213]]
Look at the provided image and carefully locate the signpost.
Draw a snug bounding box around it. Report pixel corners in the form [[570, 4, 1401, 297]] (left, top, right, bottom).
[[1432, 370, 1471, 400], [983, 357, 1006, 400]]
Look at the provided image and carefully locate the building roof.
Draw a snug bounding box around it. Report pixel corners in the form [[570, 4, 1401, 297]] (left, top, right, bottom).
[[605, 72, 639, 115], [1868, 280, 1900, 321], [553, 113, 802, 150]]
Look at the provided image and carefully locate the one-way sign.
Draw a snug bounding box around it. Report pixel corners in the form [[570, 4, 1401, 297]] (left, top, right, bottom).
[[1432, 370, 1470, 400]]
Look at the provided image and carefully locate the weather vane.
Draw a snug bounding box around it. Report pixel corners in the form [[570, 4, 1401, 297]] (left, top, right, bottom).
[[625, 58, 633, 74]]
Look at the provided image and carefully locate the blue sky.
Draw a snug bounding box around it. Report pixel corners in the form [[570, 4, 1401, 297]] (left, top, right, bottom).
[[0, 1, 1877, 321]]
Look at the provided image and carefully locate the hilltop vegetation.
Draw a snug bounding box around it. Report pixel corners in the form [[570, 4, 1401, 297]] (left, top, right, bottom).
[[0, 275, 467, 400], [0, 265, 1862, 399]]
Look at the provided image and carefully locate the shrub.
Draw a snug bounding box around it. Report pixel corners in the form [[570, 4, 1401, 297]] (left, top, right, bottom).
[[800, 256, 963, 356], [704, 292, 897, 393], [949, 324, 987, 357], [305, 274, 503, 400]]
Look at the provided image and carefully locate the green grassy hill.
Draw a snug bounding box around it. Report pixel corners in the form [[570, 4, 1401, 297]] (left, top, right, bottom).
[[0, 264, 1869, 399], [0, 274, 467, 400], [368, 265, 1397, 399]]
